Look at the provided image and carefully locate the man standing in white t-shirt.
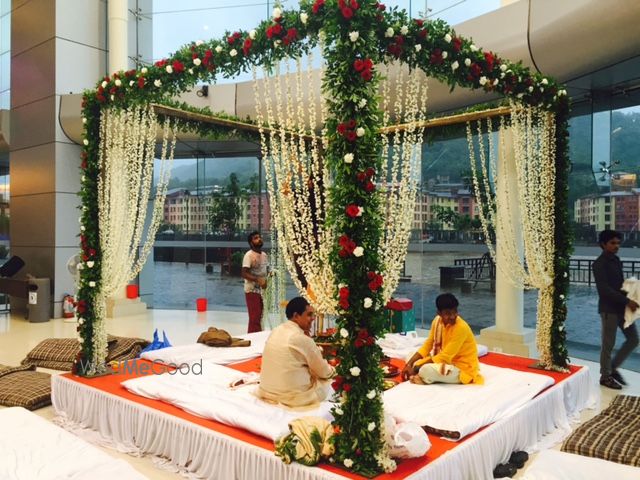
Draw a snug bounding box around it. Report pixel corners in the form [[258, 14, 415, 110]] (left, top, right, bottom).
[[241, 231, 268, 333]]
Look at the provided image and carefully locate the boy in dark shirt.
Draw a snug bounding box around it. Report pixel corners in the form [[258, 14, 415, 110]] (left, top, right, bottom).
[[592, 230, 639, 389]]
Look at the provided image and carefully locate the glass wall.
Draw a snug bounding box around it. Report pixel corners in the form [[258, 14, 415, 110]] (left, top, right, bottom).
[[0, 0, 9, 109], [0, 0, 10, 263]]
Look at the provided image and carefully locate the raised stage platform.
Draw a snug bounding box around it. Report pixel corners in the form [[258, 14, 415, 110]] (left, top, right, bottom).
[[52, 354, 596, 480]]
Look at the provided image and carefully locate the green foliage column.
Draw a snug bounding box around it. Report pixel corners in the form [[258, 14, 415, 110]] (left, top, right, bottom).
[[311, 1, 390, 474]]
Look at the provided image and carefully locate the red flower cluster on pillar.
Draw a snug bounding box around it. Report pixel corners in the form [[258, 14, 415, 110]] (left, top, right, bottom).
[[367, 271, 383, 291], [353, 58, 373, 81], [345, 204, 362, 218], [339, 286, 350, 309], [337, 119, 359, 142], [354, 328, 375, 348], [312, 0, 325, 14], [338, 235, 356, 257]]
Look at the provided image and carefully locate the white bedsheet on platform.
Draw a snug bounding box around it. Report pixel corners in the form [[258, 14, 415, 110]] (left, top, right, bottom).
[[383, 363, 554, 440], [140, 330, 271, 366], [378, 333, 488, 360], [0, 406, 147, 480], [122, 362, 333, 441], [521, 449, 640, 480]]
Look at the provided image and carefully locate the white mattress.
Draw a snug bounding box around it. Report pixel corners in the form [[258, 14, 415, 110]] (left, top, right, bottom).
[[140, 330, 271, 366], [379, 332, 488, 360], [383, 363, 554, 440], [521, 449, 640, 480], [122, 363, 334, 441], [0, 406, 147, 480]]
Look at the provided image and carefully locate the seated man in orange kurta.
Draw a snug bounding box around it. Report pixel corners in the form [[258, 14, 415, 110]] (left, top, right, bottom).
[[258, 297, 335, 408], [402, 293, 484, 385]]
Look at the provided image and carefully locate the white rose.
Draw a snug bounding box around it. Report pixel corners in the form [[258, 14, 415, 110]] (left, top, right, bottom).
[[470, 44, 478, 52], [344, 153, 354, 164], [350, 366, 361, 377], [230, 49, 237, 57], [364, 297, 373, 308], [464, 58, 471, 67], [479, 76, 487, 86], [83, 139, 89, 146], [358, 98, 367, 108], [129, 80, 134, 86], [81, 176, 85, 182], [340, 328, 349, 338], [366, 390, 376, 399], [357, 206, 363, 216], [78, 317, 84, 325], [78, 336, 84, 343], [385, 27, 394, 38], [344, 459, 353, 468], [272, 7, 282, 19], [110, 94, 114, 101], [451, 60, 459, 71], [193, 58, 202, 66], [563, 271, 568, 277], [500, 64, 507, 72], [528, 86, 534, 92], [300, 12, 308, 24], [274, 40, 281, 47], [335, 407, 344, 415], [414, 44, 422, 52], [196, 40, 204, 46], [442, 51, 448, 59], [517, 93, 524, 99], [86, 261, 95, 268], [367, 422, 376, 431], [444, 33, 452, 43], [349, 31, 359, 42], [89, 281, 96, 287], [114, 79, 122, 87], [559, 294, 565, 300], [215, 45, 223, 53], [188, 68, 194, 74], [154, 79, 162, 87], [559, 89, 567, 96], [356, 127, 365, 137], [559, 325, 565, 331], [249, 29, 257, 40], [500, 72, 505, 79], [165, 65, 173, 74], [80, 226, 86, 231], [353, 246, 364, 257], [82, 117, 87, 124], [541, 78, 548, 85], [101, 81, 107, 88], [141, 67, 148, 74], [400, 25, 409, 35], [493, 78, 499, 86]]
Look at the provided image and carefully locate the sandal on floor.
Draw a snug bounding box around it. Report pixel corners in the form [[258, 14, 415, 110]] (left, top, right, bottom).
[[493, 463, 516, 478], [509, 450, 529, 469]]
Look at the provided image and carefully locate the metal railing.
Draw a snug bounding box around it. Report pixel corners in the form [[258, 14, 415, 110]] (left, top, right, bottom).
[[453, 256, 640, 286]]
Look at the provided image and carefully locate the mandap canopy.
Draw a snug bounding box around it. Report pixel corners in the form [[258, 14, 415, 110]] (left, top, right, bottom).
[[76, 1, 571, 475]]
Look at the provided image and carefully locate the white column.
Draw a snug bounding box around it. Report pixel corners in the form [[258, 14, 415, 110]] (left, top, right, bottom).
[[108, 0, 129, 73], [479, 128, 536, 356]]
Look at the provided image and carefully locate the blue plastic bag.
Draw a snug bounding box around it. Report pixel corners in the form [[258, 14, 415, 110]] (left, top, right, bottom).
[[139, 329, 172, 355]]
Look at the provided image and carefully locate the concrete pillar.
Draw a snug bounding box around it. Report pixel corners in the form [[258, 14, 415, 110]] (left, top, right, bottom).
[[108, 0, 128, 73], [478, 128, 536, 356]]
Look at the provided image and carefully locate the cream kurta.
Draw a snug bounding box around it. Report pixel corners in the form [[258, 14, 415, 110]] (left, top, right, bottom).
[[258, 321, 334, 408]]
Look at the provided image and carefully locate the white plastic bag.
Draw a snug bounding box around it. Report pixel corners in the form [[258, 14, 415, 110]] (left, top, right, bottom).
[[384, 414, 431, 459]]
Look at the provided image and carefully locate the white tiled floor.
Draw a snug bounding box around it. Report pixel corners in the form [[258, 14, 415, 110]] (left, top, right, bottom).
[[0, 310, 638, 479]]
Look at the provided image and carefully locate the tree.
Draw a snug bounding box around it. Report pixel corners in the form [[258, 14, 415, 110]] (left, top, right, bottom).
[[431, 205, 459, 230], [208, 173, 243, 234]]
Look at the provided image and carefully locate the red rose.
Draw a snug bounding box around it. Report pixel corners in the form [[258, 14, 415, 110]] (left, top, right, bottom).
[[363, 59, 373, 70], [346, 131, 357, 142], [76, 300, 87, 314], [356, 448, 363, 456], [470, 63, 482, 78], [358, 328, 369, 339], [339, 286, 350, 299], [227, 36, 235, 45], [243, 38, 252, 55], [97, 94, 106, 103], [339, 298, 350, 309], [365, 181, 375, 192], [354, 338, 364, 348], [286, 28, 298, 41], [346, 119, 357, 129], [345, 204, 361, 218], [365, 167, 375, 178], [361, 69, 372, 81], [395, 35, 404, 46], [273, 23, 283, 35], [341, 7, 353, 19], [337, 123, 347, 135], [452, 37, 462, 52], [154, 59, 167, 67], [172, 60, 185, 73], [88, 248, 96, 257], [343, 383, 352, 392], [339, 234, 350, 246], [81, 159, 87, 169], [376, 2, 386, 10], [366, 337, 375, 346], [484, 52, 495, 72], [137, 77, 145, 88], [353, 59, 365, 72], [350, 0, 359, 9], [338, 0, 346, 7], [339, 249, 349, 258], [356, 171, 367, 182], [414, 19, 424, 27], [430, 49, 443, 65]]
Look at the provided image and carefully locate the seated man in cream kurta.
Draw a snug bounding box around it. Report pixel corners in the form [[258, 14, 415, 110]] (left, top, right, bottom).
[[402, 293, 484, 385], [258, 297, 335, 408]]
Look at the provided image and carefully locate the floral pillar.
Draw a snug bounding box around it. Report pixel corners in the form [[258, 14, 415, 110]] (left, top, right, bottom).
[[312, 0, 393, 474]]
